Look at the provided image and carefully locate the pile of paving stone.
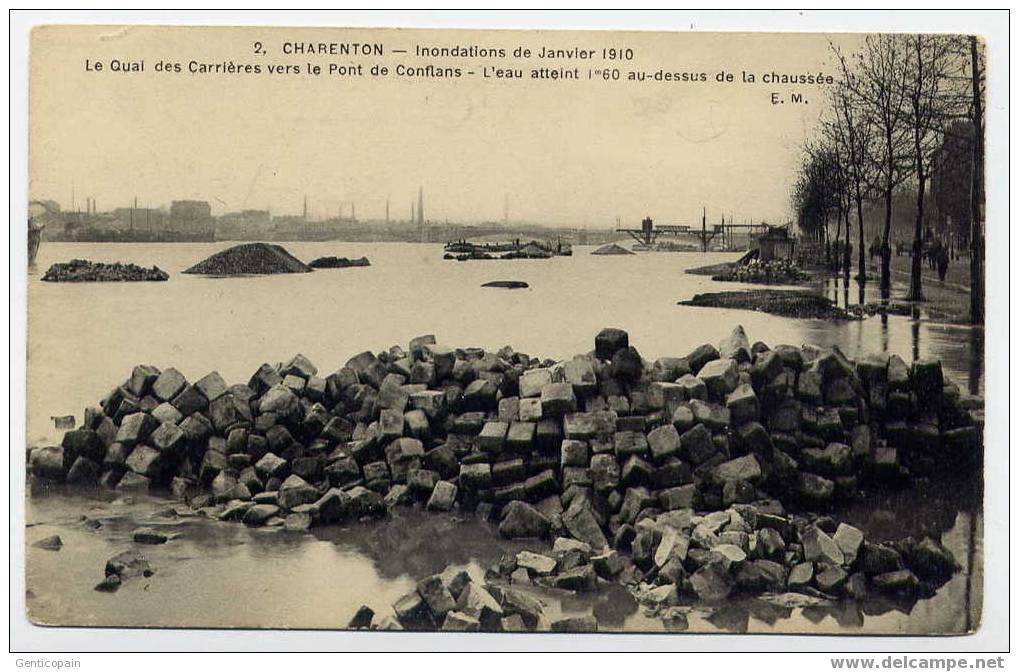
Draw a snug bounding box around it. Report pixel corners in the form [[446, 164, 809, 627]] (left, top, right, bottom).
[[358, 518, 959, 632], [28, 326, 981, 626], [351, 565, 599, 632]]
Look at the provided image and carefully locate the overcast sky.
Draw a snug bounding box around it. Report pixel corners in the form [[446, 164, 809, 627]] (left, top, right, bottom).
[[30, 26, 867, 228]]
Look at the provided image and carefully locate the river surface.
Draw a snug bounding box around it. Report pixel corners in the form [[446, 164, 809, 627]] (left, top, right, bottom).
[[23, 241, 984, 633]]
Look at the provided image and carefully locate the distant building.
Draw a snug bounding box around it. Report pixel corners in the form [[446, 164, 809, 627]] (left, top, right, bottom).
[[109, 207, 167, 233], [170, 200, 214, 237], [217, 209, 271, 239], [756, 226, 795, 262]]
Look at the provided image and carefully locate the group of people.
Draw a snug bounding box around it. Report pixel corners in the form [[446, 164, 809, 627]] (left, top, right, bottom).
[[829, 239, 853, 272], [868, 234, 952, 281], [924, 239, 952, 281]]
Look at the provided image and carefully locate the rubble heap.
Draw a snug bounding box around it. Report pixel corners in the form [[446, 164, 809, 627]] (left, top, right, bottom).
[[711, 259, 810, 285], [41, 259, 169, 282], [308, 256, 371, 269], [29, 326, 982, 630]]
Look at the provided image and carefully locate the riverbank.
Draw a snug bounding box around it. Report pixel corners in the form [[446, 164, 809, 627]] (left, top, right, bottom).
[[687, 255, 976, 326]]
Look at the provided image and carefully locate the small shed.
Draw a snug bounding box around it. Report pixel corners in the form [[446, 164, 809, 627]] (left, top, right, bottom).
[[757, 226, 795, 262]]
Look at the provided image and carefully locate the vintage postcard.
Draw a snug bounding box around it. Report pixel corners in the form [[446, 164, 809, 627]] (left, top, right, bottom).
[[22, 22, 989, 638]]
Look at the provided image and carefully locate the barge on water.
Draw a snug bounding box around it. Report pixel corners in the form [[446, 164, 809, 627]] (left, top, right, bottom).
[[443, 236, 572, 260]]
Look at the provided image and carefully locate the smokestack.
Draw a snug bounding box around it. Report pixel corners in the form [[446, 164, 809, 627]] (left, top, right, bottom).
[[351, 203, 355, 221], [385, 199, 390, 224], [303, 195, 308, 220], [417, 186, 424, 226]]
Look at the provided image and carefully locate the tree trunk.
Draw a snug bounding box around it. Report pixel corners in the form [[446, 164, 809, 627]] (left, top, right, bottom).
[[881, 129, 894, 296], [855, 188, 866, 284], [833, 209, 842, 271], [910, 173, 926, 301], [844, 203, 851, 283], [882, 183, 892, 296], [969, 36, 984, 325], [909, 119, 925, 302]]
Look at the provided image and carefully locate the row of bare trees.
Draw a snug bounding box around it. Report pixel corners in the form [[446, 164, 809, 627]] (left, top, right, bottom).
[[791, 34, 984, 324]]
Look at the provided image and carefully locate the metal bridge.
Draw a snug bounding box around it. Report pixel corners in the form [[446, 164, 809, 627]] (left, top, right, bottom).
[[616, 210, 769, 252]]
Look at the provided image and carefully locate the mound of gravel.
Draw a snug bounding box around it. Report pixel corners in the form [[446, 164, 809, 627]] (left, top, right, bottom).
[[679, 289, 857, 320], [591, 243, 635, 256], [183, 243, 311, 275]]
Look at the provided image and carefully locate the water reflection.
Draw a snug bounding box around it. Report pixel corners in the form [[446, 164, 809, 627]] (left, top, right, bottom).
[[816, 272, 983, 395], [312, 509, 533, 581], [912, 320, 921, 362]]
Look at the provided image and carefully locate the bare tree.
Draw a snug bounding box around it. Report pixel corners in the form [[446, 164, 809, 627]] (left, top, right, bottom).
[[852, 35, 913, 296], [900, 34, 962, 302], [968, 35, 985, 325], [791, 141, 842, 246], [830, 44, 876, 285], [819, 116, 853, 278]]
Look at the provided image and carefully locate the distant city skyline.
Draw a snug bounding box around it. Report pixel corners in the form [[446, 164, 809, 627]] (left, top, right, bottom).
[[35, 189, 601, 228], [30, 27, 863, 229]]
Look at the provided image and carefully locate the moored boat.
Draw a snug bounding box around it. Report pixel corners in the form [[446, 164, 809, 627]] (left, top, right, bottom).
[[28, 218, 44, 265]]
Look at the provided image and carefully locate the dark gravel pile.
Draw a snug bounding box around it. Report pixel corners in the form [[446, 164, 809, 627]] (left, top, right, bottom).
[[41, 259, 168, 282], [183, 243, 311, 275], [308, 256, 371, 269], [680, 290, 857, 320], [591, 244, 635, 256]]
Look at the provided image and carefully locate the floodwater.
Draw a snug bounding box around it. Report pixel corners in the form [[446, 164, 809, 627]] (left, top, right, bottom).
[[23, 241, 984, 633], [26, 242, 983, 447]]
